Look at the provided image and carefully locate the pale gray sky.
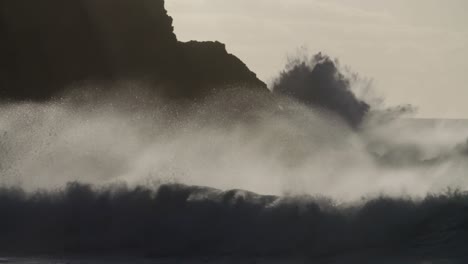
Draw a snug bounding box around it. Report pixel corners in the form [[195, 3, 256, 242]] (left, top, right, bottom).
[[166, 0, 468, 118]]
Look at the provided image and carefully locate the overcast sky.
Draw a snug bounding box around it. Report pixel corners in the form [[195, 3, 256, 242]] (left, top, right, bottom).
[[166, 0, 468, 118]]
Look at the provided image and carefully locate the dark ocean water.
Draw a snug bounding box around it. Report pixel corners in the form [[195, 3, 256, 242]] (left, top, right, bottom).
[[0, 256, 466, 264], [1, 184, 468, 264]]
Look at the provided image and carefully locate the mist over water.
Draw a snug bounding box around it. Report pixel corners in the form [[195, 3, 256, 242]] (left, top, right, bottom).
[[1, 56, 468, 261], [2, 1, 467, 261], [1, 76, 467, 201]]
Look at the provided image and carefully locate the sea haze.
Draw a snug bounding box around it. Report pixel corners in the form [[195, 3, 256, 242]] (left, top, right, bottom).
[[0, 0, 467, 262]]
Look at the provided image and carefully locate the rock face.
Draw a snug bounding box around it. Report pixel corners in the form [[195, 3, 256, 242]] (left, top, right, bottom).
[[0, 0, 266, 101]]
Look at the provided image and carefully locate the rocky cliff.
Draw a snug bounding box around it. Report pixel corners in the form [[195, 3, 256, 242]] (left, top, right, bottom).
[[0, 0, 266, 101]]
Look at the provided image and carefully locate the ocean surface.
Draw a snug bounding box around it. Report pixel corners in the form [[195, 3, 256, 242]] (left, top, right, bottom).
[[1, 256, 466, 264]]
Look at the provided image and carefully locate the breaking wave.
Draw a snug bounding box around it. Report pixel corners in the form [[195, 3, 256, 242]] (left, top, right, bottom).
[[1, 182, 467, 260]]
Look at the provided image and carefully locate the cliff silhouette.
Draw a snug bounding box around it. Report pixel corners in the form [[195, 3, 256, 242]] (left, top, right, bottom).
[[0, 0, 267, 101]]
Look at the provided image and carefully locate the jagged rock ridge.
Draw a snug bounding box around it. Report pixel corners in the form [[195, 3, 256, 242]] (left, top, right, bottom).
[[0, 0, 266, 101]]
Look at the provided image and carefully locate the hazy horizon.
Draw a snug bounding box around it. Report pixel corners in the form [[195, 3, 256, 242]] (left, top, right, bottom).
[[167, 0, 468, 119], [1, 1, 468, 261]]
